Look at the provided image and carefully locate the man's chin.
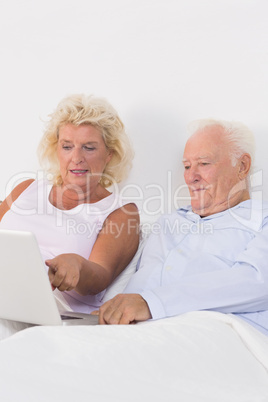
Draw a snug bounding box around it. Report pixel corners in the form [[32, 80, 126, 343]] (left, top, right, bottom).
[[191, 202, 205, 213], [191, 202, 212, 217]]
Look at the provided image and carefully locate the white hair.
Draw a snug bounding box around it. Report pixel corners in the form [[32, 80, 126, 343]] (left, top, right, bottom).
[[187, 118, 255, 170]]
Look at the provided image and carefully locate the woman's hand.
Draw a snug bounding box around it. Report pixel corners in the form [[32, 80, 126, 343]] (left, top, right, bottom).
[[45, 254, 83, 292]]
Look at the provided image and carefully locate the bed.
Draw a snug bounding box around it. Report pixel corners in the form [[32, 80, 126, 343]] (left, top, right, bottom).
[[0, 311, 267, 401], [0, 229, 268, 401]]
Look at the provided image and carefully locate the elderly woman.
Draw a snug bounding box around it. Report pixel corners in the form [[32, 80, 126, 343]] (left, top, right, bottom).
[[0, 94, 139, 314]]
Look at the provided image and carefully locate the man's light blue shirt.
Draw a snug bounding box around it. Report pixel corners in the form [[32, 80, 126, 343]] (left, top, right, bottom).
[[124, 200, 268, 335]]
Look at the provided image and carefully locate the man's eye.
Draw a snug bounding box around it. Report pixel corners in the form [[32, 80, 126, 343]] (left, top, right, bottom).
[[184, 165, 190, 170]]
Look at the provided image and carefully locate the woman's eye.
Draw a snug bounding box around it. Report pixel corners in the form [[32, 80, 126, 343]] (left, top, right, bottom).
[[84, 146, 95, 151], [62, 145, 72, 150]]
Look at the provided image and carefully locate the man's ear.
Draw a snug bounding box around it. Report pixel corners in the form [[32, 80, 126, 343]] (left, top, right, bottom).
[[238, 153, 251, 179]]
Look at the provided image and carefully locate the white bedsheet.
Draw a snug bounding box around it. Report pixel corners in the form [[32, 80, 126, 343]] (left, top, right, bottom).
[[0, 311, 267, 402]]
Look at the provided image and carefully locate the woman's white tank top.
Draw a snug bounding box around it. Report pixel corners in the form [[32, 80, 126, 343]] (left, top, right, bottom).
[[0, 179, 128, 312]]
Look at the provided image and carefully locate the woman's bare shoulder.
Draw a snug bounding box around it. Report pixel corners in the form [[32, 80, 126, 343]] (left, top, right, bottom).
[[0, 179, 35, 221]]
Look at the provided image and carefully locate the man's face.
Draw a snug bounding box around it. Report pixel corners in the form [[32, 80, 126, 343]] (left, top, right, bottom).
[[182, 125, 247, 217]]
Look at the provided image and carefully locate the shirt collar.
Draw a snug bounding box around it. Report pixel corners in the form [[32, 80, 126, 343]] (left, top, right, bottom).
[[177, 199, 264, 231], [178, 200, 256, 220]]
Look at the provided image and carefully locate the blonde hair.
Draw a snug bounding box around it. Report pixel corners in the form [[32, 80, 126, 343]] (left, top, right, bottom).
[[38, 94, 134, 187]]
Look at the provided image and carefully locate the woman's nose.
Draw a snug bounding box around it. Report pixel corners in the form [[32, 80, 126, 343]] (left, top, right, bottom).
[[72, 148, 84, 164]]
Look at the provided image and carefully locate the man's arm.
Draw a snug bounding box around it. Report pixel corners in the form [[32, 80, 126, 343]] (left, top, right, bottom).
[[125, 216, 268, 321], [97, 208, 268, 325]]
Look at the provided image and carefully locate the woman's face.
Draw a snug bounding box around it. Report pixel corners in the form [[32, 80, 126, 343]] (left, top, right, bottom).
[[57, 123, 112, 190]]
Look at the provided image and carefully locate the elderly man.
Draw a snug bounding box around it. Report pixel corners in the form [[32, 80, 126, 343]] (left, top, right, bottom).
[[98, 119, 268, 335]]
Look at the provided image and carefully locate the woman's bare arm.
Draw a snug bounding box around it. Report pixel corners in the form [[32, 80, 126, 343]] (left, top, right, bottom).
[[46, 203, 140, 295]]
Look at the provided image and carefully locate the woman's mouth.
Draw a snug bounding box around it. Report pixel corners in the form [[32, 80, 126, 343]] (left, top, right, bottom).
[[70, 170, 88, 176]]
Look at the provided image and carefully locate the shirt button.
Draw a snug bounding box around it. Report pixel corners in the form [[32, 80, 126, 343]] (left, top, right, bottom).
[[165, 265, 172, 271]]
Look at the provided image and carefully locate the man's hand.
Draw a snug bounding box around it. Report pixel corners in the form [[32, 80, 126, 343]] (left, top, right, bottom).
[[98, 294, 152, 324], [45, 254, 82, 292]]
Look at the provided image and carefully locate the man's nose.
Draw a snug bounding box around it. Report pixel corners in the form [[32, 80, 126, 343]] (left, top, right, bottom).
[[185, 167, 200, 183]]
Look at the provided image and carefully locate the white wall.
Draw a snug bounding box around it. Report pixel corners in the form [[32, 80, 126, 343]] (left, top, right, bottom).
[[1, 0, 268, 221]]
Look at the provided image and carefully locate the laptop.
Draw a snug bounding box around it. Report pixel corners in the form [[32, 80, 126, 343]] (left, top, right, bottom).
[[0, 229, 99, 326]]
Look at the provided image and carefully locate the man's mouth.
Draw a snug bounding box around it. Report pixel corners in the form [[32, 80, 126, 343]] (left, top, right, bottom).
[[191, 187, 206, 192]]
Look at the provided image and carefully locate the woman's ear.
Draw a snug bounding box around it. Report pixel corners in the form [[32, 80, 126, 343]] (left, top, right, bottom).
[[238, 153, 251, 180], [106, 149, 113, 164]]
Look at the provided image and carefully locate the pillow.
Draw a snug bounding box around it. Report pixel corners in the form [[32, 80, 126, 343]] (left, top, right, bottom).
[[102, 227, 148, 302]]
